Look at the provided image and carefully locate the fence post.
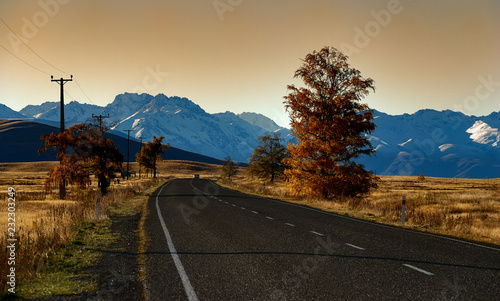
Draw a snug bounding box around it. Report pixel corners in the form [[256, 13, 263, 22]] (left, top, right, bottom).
[[401, 195, 406, 225], [97, 193, 101, 221]]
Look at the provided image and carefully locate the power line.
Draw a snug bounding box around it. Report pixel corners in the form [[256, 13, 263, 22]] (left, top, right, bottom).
[[0, 42, 51, 75], [0, 17, 71, 76], [64, 89, 76, 102], [0, 43, 79, 103], [0, 17, 96, 105], [74, 79, 96, 105]]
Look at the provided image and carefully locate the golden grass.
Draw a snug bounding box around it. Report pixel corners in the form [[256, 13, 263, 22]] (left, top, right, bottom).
[[2, 159, 498, 296], [0, 161, 160, 295], [224, 171, 500, 246]]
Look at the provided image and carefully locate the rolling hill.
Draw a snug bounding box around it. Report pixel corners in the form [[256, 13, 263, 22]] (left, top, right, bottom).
[[0, 119, 232, 165]]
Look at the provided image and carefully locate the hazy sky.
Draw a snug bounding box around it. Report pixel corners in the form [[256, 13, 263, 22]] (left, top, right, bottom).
[[1, 0, 499, 127]]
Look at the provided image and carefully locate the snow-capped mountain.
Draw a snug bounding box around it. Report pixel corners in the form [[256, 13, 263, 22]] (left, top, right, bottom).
[[3, 95, 500, 178], [238, 112, 295, 142], [466, 120, 500, 148], [357, 109, 500, 178], [14, 93, 294, 162], [238, 112, 282, 132], [20, 100, 103, 122]]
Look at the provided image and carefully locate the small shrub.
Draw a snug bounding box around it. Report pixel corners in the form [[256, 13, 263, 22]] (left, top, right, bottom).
[[418, 173, 426, 182]]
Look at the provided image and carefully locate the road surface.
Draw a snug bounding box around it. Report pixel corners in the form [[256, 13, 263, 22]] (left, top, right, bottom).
[[143, 179, 500, 300]]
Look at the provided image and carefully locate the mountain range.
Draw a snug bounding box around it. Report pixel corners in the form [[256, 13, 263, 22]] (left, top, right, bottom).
[[12, 93, 295, 162], [2, 93, 500, 178], [358, 110, 500, 178]]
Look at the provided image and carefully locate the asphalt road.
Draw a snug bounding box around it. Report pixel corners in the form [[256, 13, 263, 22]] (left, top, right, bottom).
[[143, 179, 500, 300]]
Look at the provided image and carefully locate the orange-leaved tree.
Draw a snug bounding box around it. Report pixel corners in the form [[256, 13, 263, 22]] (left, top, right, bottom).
[[283, 46, 377, 199], [39, 129, 88, 199], [40, 123, 123, 196], [136, 136, 169, 178]]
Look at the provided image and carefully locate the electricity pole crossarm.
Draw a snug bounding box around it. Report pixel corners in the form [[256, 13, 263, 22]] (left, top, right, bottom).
[[92, 114, 110, 134]]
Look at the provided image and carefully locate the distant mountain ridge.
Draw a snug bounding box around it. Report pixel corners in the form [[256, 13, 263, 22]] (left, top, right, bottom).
[[2, 94, 500, 178], [359, 109, 500, 178], [0, 103, 25, 118], [10, 93, 296, 162]]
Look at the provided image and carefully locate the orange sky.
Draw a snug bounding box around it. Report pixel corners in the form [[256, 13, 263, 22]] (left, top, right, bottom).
[[1, 0, 499, 127]]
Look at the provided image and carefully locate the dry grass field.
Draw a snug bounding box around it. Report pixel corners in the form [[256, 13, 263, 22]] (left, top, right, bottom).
[[0, 161, 162, 295], [225, 170, 500, 246], [0, 160, 221, 235], [1, 160, 498, 295]]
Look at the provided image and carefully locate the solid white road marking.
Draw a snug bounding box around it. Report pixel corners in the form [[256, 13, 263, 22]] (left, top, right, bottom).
[[310, 231, 325, 236], [345, 243, 365, 250], [285, 223, 295, 227], [403, 264, 434, 276], [156, 182, 199, 301]]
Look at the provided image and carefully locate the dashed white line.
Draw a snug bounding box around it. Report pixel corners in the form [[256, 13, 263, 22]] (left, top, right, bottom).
[[251, 211, 259, 214], [403, 264, 434, 276], [241, 207, 246, 210], [310, 231, 324, 236], [266, 216, 274, 220], [232, 204, 236, 207], [345, 243, 365, 250], [285, 223, 295, 227]]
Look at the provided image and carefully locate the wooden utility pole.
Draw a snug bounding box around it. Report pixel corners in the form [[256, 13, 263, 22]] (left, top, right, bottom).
[[92, 114, 110, 135], [139, 136, 143, 178], [51, 75, 72, 200], [123, 129, 134, 180]]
